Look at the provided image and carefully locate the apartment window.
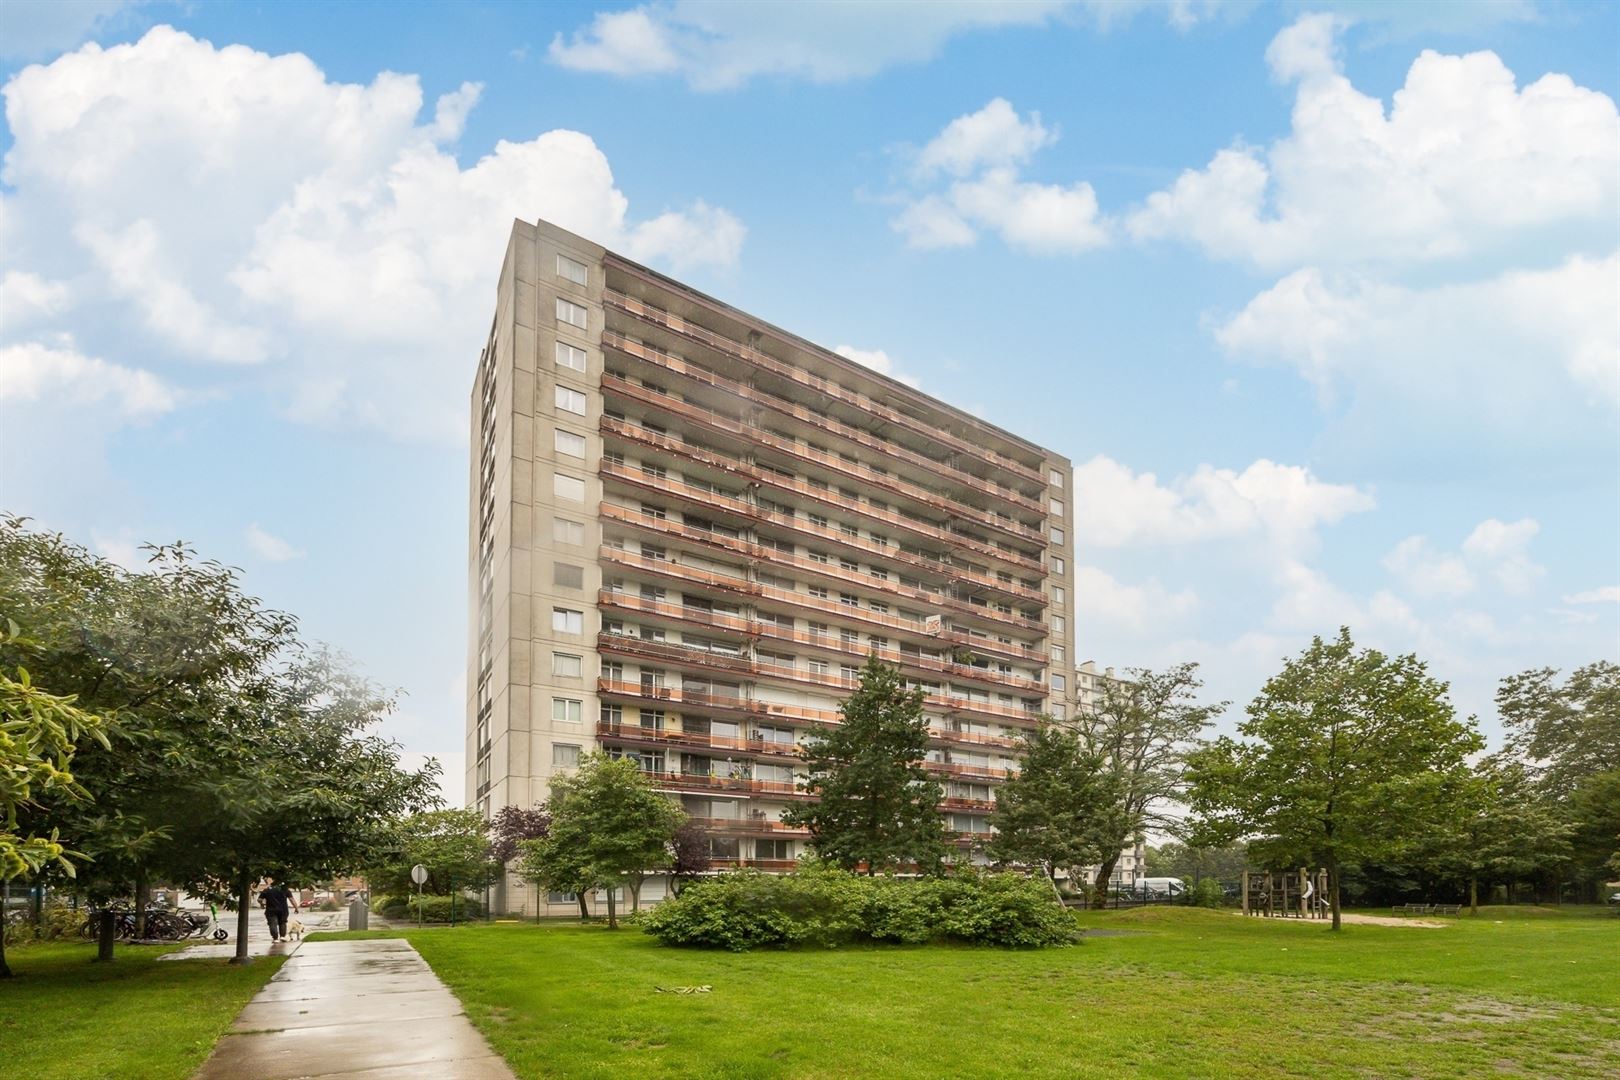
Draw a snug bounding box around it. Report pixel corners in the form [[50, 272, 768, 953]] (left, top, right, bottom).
[[547, 891, 578, 903], [1051, 674, 1066, 692], [552, 698, 583, 724], [839, 592, 859, 607], [1052, 615, 1066, 635], [555, 385, 587, 415], [1050, 468, 1063, 487], [1051, 526, 1065, 544], [556, 253, 588, 285], [554, 473, 585, 502], [1052, 586, 1066, 605], [1050, 498, 1064, 516], [554, 563, 584, 589], [809, 550, 829, 564], [552, 607, 584, 634], [553, 652, 582, 677], [552, 742, 582, 767], [808, 658, 828, 675], [601, 702, 623, 724], [1051, 645, 1066, 663], [554, 517, 584, 545], [555, 341, 587, 372], [756, 839, 791, 860], [1051, 555, 1066, 576], [555, 429, 586, 458], [556, 297, 588, 329], [809, 585, 828, 599]]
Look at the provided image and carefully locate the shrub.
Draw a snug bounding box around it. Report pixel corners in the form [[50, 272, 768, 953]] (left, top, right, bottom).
[[1188, 879, 1226, 909], [386, 895, 482, 922], [317, 898, 342, 912], [3, 902, 85, 946], [640, 869, 1077, 951]]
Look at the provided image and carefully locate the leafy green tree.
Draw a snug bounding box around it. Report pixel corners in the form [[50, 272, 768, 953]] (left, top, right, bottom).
[[782, 657, 949, 875], [1144, 841, 1249, 884], [520, 753, 683, 928], [369, 808, 498, 901], [987, 723, 1117, 885], [669, 817, 713, 895], [1186, 628, 1483, 930], [0, 659, 107, 978], [1071, 663, 1224, 906], [1497, 662, 1619, 893], [1425, 758, 1573, 914]]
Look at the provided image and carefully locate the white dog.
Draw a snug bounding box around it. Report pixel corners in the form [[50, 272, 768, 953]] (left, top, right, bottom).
[[285, 917, 305, 941]]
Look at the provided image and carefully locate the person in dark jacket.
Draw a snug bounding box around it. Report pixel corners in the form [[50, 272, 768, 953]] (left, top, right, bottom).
[[259, 880, 294, 942]]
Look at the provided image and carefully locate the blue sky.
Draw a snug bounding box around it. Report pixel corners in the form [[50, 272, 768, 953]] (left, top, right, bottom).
[[2, 0, 1616, 803]]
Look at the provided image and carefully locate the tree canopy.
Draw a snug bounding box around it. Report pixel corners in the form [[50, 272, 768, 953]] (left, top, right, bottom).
[[987, 722, 1117, 883], [1186, 628, 1482, 930], [781, 656, 949, 875]]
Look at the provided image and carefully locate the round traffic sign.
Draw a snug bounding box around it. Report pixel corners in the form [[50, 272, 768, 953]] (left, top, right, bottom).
[[410, 864, 429, 885]]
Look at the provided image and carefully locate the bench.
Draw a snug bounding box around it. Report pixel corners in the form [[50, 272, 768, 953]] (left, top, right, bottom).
[[1432, 904, 1461, 916]]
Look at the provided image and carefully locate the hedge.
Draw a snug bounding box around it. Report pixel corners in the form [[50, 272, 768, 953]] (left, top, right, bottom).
[[638, 866, 1078, 951]]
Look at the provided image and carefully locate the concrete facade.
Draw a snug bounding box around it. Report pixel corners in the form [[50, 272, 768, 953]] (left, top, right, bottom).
[[468, 218, 1132, 916]]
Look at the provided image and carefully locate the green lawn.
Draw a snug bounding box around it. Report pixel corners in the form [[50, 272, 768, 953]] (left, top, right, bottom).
[[0, 941, 285, 1080], [373, 905, 1620, 1080]]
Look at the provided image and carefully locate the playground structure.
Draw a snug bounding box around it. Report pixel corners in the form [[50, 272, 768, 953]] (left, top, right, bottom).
[[1241, 868, 1330, 919]]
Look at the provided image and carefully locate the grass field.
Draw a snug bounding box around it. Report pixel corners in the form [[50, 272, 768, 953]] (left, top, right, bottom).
[[0, 941, 285, 1080], [385, 905, 1620, 1080]]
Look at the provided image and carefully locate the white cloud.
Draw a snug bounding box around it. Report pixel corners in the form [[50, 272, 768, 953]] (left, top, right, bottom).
[[1461, 517, 1544, 594], [1563, 586, 1620, 605], [244, 523, 305, 563], [916, 98, 1055, 177], [548, 1, 1068, 91], [0, 27, 745, 443], [0, 341, 176, 418], [1072, 454, 1374, 551], [1074, 565, 1197, 631], [0, 0, 133, 61], [893, 100, 1108, 255], [1, 270, 71, 327], [91, 529, 148, 572], [833, 345, 920, 389], [1128, 14, 1620, 267], [1383, 535, 1475, 598]]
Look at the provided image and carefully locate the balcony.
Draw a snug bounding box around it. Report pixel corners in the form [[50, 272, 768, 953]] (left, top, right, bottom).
[[596, 632, 1047, 725], [599, 406, 1045, 572], [599, 589, 1046, 694], [598, 545, 1049, 666], [601, 288, 1046, 486], [601, 331, 1045, 525], [689, 817, 811, 838], [640, 770, 810, 799], [708, 858, 801, 872], [596, 719, 802, 760], [600, 501, 1046, 608]]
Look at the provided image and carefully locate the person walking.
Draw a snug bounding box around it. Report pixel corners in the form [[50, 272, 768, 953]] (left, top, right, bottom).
[[259, 879, 294, 942]]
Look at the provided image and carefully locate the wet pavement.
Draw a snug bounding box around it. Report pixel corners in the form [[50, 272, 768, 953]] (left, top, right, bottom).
[[192, 937, 515, 1079], [161, 908, 345, 962]]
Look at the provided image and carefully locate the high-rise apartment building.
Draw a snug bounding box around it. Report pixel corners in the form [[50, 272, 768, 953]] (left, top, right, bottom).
[[468, 218, 1085, 916]]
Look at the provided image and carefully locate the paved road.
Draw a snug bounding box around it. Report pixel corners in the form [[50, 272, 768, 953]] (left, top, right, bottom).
[[192, 937, 516, 1079]]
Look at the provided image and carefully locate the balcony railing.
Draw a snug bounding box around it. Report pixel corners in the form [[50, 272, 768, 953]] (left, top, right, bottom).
[[596, 632, 1046, 724], [639, 770, 809, 799], [599, 406, 1045, 572], [602, 288, 1046, 486], [600, 500, 1046, 608], [602, 331, 1046, 526], [689, 817, 811, 837], [707, 858, 802, 872], [596, 719, 802, 759], [599, 590, 1045, 694], [598, 545, 1049, 667]]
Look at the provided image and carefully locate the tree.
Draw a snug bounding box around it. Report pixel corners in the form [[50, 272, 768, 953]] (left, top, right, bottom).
[[1425, 758, 1573, 914], [987, 723, 1117, 885], [369, 808, 498, 905], [489, 804, 551, 864], [1497, 662, 1619, 895], [519, 754, 683, 928], [1144, 841, 1249, 884], [669, 817, 713, 894], [781, 657, 949, 875], [0, 659, 107, 978], [1186, 628, 1483, 930], [1071, 663, 1224, 906]]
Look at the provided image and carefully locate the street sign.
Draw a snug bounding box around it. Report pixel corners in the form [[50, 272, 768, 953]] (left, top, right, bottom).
[[410, 864, 428, 885]]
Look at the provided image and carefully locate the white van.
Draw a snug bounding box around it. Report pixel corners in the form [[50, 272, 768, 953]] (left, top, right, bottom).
[[1136, 877, 1188, 898]]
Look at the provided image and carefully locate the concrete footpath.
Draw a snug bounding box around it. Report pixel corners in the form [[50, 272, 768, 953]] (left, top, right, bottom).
[[193, 938, 517, 1079]]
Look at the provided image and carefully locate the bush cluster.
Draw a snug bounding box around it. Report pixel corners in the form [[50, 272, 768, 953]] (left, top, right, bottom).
[[375, 894, 482, 922], [1187, 879, 1226, 909], [639, 867, 1078, 951], [2, 902, 86, 946]]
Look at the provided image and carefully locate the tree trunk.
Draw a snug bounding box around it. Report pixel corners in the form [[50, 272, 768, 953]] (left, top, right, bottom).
[[96, 909, 116, 962], [1469, 876, 1478, 916], [0, 880, 11, 978], [606, 887, 618, 930], [629, 876, 642, 913], [134, 870, 149, 939], [1090, 850, 1121, 909], [1327, 860, 1342, 932], [577, 892, 590, 922], [230, 870, 253, 965]]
